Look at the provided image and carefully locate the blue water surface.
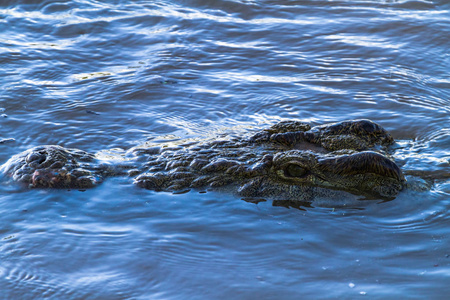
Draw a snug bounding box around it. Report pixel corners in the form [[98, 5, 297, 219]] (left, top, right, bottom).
[[0, 0, 449, 299]]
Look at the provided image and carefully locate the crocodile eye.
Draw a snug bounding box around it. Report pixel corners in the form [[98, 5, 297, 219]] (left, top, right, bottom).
[[285, 164, 307, 177]]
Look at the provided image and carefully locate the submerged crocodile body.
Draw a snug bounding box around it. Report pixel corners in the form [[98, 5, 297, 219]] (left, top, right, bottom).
[[0, 119, 406, 201]]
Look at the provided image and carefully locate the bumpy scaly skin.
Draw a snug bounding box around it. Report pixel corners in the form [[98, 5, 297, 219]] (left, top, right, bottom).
[[0, 145, 103, 189], [1, 119, 405, 200], [133, 119, 403, 199], [251, 119, 394, 151]]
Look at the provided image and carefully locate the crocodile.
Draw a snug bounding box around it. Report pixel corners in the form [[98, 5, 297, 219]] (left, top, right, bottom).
[[0, 119, 406, 201]]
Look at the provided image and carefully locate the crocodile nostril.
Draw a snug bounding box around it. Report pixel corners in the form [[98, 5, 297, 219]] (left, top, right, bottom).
[[27, 152, 46, 164]]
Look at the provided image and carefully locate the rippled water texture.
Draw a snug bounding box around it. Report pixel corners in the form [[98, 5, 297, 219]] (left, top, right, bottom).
[[1, 0, 449, 299]]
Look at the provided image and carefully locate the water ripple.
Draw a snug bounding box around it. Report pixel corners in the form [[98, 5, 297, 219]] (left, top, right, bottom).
[[1, 0, 449, 298]]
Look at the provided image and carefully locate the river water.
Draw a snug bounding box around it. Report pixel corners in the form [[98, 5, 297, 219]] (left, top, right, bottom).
[[0, 0, 449, 299]]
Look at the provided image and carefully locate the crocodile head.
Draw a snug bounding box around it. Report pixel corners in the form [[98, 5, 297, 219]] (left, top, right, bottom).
[[135, 148, 405, 201], [1, 119, 406, 201]]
